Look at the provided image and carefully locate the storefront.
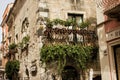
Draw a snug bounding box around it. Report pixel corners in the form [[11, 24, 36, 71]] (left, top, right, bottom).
[[106, 27, 120, 80]]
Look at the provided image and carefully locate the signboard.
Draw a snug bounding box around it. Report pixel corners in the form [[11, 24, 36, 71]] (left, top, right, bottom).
[[106, 27, 120, 41]]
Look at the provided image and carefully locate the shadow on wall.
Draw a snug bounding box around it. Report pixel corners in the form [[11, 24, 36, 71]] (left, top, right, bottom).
[[93, 75, 101, 80]]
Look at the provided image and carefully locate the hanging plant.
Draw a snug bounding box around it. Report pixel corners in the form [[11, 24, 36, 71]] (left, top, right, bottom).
[[22, 35, 30, 44], [52, 18, 65, 26], [64, 19, 77, 27], [44, 18, 94, 30], [45, 18, 77, 28], [8, 43, 18, 54], [78, 21, 90, 29], [64, 19, 72, 27], [9, 43, 17, 50], [40, 44, 97, 73], [18, 35, 30, 49], [45, 18, 53, 28], [5, 60, 20, 80]]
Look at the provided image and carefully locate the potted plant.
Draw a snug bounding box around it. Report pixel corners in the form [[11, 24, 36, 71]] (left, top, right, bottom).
[[18, 36, 30, 49], [45, 18, 53, 28], [5, 60, 20, 80], [8, 43, 17, 53]]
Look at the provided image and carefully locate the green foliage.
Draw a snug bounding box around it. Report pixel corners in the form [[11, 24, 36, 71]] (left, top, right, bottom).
[[64, 19, 72, 26], [22, 35, 30, 44], [52, 18, 65, 25], [18, 35, 30, 49], [44, 18, 94, 30], [65, 19, 76, 27], [78, 17, 96, 29], [78, 21, 90, 29], [40, 44, 96, 72], [9, 43, 17, 50], [45, 18, 53, 28], [5, 60, 20, 79]]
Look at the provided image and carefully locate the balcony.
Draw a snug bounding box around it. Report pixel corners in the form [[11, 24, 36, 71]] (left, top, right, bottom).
[[43, 27, 98, 46], [104, 19, 120, 32], [103, 0, 120, 18], [96, 0, 120, 18]]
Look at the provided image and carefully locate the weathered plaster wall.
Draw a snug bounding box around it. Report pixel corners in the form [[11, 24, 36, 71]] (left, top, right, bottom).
[[14, 0, 42, 80], [13, 0, 97, 80]]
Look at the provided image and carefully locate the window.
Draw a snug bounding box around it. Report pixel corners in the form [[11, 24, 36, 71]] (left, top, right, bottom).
[[21, 17, 29, 33], [68, 13, 83, 43], [21, 17, 29, 38], [68, 13, 83, 26]]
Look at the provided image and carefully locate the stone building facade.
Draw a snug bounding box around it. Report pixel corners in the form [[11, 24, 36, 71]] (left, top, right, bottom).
[[1, 3, 13, 68], [0, 45, 4, 80], [96, 0, 120, 80], [0, 3, 13, 80], [6, 0, 99, 80]]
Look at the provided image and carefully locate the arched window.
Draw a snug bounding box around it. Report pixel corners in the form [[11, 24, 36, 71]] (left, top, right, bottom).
[[21, 17, 29, 33]]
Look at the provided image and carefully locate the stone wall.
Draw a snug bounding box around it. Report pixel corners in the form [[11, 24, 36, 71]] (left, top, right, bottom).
[[38, 0, 96, 20], [14, 0, 41, 80], [13, 0, 97, 80]]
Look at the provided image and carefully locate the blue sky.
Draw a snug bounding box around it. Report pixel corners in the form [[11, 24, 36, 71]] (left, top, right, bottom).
[[0, 0, 15, 43]]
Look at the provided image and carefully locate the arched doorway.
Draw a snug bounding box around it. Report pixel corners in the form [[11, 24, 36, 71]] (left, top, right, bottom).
[[62, 66, 79, 80]]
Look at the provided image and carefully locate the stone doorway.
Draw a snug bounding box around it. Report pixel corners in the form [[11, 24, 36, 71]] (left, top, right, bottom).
[[93, 75, 101, 80], [113, 44, 120, 80], [62, 66, 79, 80]]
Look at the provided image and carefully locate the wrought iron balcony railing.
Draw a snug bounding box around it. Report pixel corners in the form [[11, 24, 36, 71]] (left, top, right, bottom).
[[43, 27, 98, 46]]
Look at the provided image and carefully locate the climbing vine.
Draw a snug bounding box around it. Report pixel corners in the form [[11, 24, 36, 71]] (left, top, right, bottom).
[[40, 44, 98, 72]]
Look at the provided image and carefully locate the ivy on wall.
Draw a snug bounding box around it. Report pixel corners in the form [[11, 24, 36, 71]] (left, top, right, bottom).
[[40, 44, 98, 73]]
